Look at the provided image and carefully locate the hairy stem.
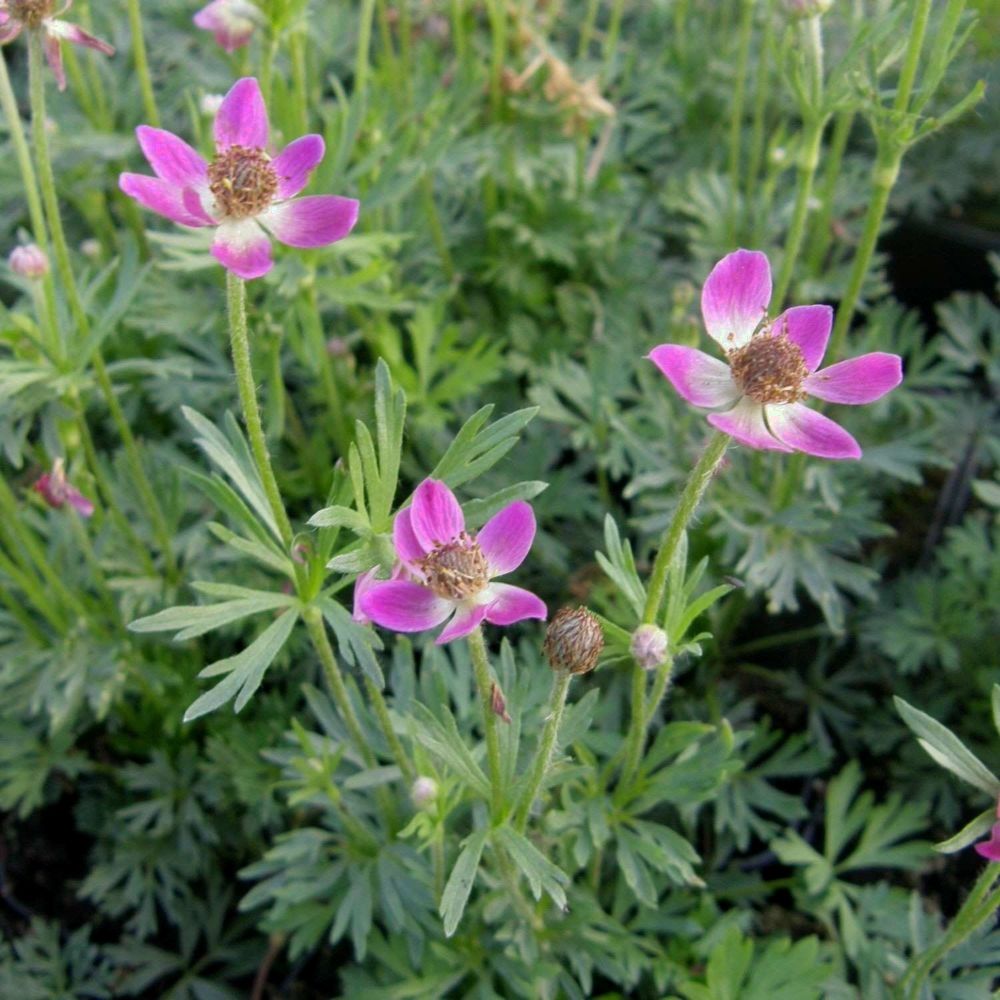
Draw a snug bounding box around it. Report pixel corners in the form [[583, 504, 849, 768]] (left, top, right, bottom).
[[515, 671, 572, 831], [468, 627, 504, 820]]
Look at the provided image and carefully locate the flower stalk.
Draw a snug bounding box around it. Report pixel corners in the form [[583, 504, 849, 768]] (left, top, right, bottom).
[[125, 0, 160, 127], [468, 626, 504, 820]]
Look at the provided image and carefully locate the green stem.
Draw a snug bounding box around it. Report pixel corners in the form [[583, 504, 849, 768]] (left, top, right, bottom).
[[28, 32, 175, 577], [514, 671, 572, 831], [577, 0, 600, 59], [826, 149, 898, 361], [125, 0, 160, 127], [745, 0, 776, 202], [602, 0, 628, 80], [468, 627, 504, 820], [642, 655, 675, 729], [893, 0, 933, 115], [728, 0, 754, 215], [772, 115, 826, 310], [642, 432, 729, 624], [617, 659, 649, 795], [356, 0, 376, 100], [225, 272, 296, 550], [0, 543, 67, 633], [419, 172, 454, 280], [363, 673, 416, 784], [485, 0, 506, 121], [303, 281, 348, 455], [804, 109, 853, 276]]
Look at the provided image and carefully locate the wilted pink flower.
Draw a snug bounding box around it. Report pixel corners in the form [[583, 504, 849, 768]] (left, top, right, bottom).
[[649, 250, 903, 459], [358, 479, 547, 644], [8, 243, 49, 278], [193, 0, 257, 53], [34, 458, 94, 517], [0, 1, 114, 91], [974, 801, 1000, 862], [119, 77, 359, 280]]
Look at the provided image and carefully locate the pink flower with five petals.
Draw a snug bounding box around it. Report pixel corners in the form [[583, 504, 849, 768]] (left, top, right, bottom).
[[193, 0, 257, 53], [649, 249, 903, 459], [0, 0, 114, 91], [119, 77, 359, 280], [358, 479, 547, 645]]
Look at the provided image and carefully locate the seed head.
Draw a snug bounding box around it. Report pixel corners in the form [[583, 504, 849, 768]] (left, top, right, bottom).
[[207, 144, 278, 220], [544, 606, 604, 675], [420, 534, 489, 601], [631, 624, 668, 671], [8, 244, 49, 279], [728, 329, 808, 405]]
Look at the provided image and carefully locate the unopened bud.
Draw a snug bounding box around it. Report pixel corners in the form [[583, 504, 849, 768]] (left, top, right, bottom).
[[200, 93, 225, 116], [80, 238, 101, 259], [490, 682, 511, 723], [410, 776, 438, 808], [543, 606, 604, 675], [9, 244, 49, 279], [630, 624, 668, 670]]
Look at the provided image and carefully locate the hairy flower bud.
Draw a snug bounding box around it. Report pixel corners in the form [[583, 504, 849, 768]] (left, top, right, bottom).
[[9, 244, 49, 279], [544, 606, 604, 675], [631, 624, 668, 670], [410, 776, 438, 809]]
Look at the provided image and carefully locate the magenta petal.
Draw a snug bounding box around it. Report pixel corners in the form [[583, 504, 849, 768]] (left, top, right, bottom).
[[214, 77, 269, 150], [708, 398, 791, 452], [804, 352, 903, 405], [136, 127, 208, 188], [272, 135, 326, 199], [48, 20, 115, 56], [436, 604, 487, 645], [483, 584, 547, 626], [119, 174, 213, 228], [477, 502, 536, 576], [66, 486, 95, 518], [0, 19, 23, 43], [701, 249, 772, 351], [774, 304, 832, 372], [261, 196, 359, 249], [359, 580, 452, 633], [648, 344, 739, 408], [393, 506, 428, 565], [43, 34, 66, 91], [210, 220, 273, 280], [974, 824, 1000, 862], [409, 479, 465, 551], [766, 402, 861, 459]]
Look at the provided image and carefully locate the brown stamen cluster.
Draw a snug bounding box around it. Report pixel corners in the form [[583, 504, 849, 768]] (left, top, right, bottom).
[[207, 145, 278, 220], [10, 0, 53, 27], [543, 606, 604, 675], [420, 534, 489, 601], [728, 328, 809, 405]]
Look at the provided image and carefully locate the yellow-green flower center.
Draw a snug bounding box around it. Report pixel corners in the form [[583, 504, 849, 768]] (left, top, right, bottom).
[[420, 535, 489, 601], [728, 330, 808, 405], [207, 145, 278, 220]]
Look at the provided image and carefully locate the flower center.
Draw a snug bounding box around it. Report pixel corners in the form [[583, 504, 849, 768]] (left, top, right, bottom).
[[207, 145, 278, 220], [420, 534, 489, 601], [9, 0, 53, 27], [728, 329, 808, 405]]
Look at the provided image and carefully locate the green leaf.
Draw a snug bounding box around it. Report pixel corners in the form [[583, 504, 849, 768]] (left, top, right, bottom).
[[129, 591, 295, 640], [319, 598, 384, 688], [895, 696, 1000, 796], [307, 505, 370, 532], [462, 481, 549, 529], [934, 808, 996, 854], [439, 828, 488, 937], [411, 703, 490, 797], [430, 405, 538, 488], [595, 515, 646, 621], [495, 827, 569, 909], [183, 610, 298, 721]]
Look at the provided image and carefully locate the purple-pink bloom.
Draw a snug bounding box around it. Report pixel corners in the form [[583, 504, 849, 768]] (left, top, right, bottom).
[[648, 249, 903, 459], [193, 0, 257, 53], [974, 801, 1000, 862], [0, 1, 114, 91], [358, 479, 547, 645], [34, 458, 94, 517], [118, 77, 359, 280]]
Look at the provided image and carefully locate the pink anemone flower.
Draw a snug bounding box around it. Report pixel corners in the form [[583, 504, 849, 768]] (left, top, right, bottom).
[[34, 458, 94, 517], [358, 479, 547, 645], [118, 77, 359, 280], [649, 249, 903, 459], [193, 0, 257, 53], [0, 0, 114, 91], [975, 802, 1000, 862]]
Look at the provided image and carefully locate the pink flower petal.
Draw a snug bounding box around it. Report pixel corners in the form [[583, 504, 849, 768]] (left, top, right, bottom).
[[0, 19, 23, 44], [974, 824, 1000, 862], [409, 479, 464, 551], [210, 220, 273, 280], [477, 501, 536, 576], [194, 1, 255, 52], [707, 398, 791, 452], [272, 135, 326, 199], [352, 568, 380, 625], [119, 174, 214, 228], [43, 34, 66, 91], [436, 604, 487, 644], [766, 402, 861, 459], [648, 345, 740, 409], [773, 304, 832, 372], [214, 77, 269, 150], [483, 584, 547, 626], [136, 126, 208, 189], [47, 19, 115, 56], [701, 249, 772, 351], [359, 580, 452, 633], [393, 506, 429, 565], [66, 485, 95, 518], [261, 195, 359, 249], [804, 352, 903, 405]]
